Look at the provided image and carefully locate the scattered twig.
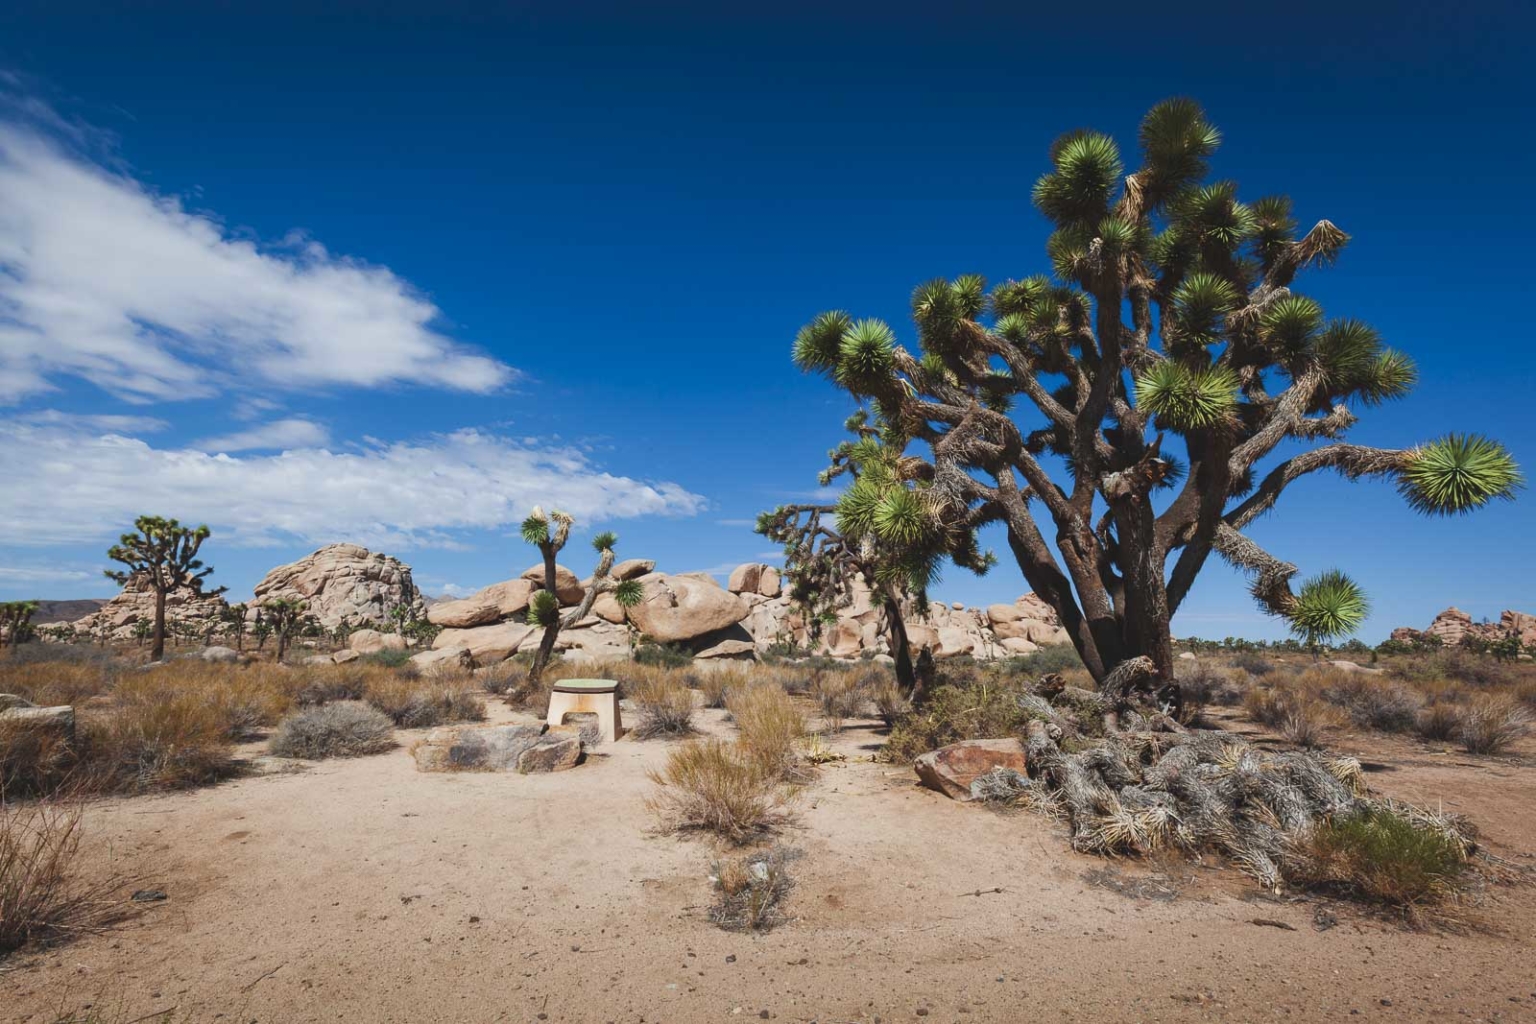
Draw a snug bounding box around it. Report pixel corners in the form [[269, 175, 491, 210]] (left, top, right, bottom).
[[124, 1009, 179, 1024], [241, 961, 287, 992], [1250, 918, 1297, 931], [958, 887, 1005, 897]]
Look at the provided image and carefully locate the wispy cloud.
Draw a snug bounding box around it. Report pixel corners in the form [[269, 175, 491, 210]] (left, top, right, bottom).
[[197, 417, 330, 452], [0, 419, 707, 548], [0, 565, 96, 584], [16, 408, 169, 433], [715, 518, 756, 527], [0, 105, 514, 404]]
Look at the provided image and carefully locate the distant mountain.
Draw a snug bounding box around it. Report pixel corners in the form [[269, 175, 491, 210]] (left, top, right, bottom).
[[28, 598, 109, 624]]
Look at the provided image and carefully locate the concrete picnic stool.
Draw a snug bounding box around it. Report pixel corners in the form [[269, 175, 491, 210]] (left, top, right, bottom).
[[546, 678, 622, 743]]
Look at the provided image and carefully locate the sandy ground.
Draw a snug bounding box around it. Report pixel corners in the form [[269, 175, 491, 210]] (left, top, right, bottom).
[[4, 702, 1534, 1024]]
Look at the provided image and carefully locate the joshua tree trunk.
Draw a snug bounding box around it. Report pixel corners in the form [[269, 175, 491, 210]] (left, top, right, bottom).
[[530, 545, 561, 681], [880, 589, 918, 701], [151, 586, 167, 661]]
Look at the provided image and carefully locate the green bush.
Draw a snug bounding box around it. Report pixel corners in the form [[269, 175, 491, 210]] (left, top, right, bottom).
[[1284, 806, 1469, 909], [633, 642, 694, 669], [885, 676, 1038, 763], [998, 643, 1082, 676]]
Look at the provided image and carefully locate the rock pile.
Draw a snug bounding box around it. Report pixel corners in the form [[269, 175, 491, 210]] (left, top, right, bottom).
[[252, 543, 425, 629], [71, 571, 228, 640], [1390, 606, 1536, 648]]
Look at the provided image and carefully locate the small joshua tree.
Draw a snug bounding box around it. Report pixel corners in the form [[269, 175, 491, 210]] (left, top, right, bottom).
[[789, 99, 1521, 718], [132, 618, 152, 647], [520, 506, 645, 683], [262, 597, 307, 662], [105, 516, 224, 661], [222, 603, 249, 652], [252, 615, 272, 652], [0, 601, 39, 650], [759, 416, 994, 701]]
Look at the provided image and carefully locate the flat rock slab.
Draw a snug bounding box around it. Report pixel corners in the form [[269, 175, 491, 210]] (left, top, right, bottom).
[[0, 704, 76, 739], [914, 738, 1028, 801], [412, 724, 584, 774]]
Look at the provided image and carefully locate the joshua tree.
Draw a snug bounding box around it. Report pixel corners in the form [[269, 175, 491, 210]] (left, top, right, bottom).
[[0, 601, 39, 650], [759, 419, 994, 700], [105, 516, 223, 661], [262, 597, 307, 662], [132, 618, 152, 647], [520, 506, 645, 683], [222, 603, 249, 652], [789, 99, 1521, 716], [251, 616, 272, 652]]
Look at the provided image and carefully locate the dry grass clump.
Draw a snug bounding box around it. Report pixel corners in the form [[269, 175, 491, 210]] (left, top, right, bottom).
[[476, 660, 531, 698], [364, 675, 485, 728], [1385, 649, 1531, 690], [726, 683, 807, 780], [1174, 661, 1244, 721], [0, 718, 78, 797], [1242, 682, 1341, 748], [1301, 668, 1419, 733], [885, 672, 1037, 762], [1, 800, 126, 956], [709, 846, 797, 932], [689, 667, 744, 710], [810, 670, 869, 732], [87, 673, 238, 791], [1283, 803, 1472, 913], [1228, 651, 1276, 677], [1455, 696, 1529, 755], [646, 739, 789, 843], [628, 668, 697, 739], [1415, 699, 1462, 742], [268, 701, 395, 760], [869, 674, 908, 726], [0, 645, 121, 707]]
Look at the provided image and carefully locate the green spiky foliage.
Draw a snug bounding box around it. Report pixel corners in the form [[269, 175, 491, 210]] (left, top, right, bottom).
[[221, 602, 249, 652], [758, 422, 995, 700], [520, 507, 641, 679], [0, 600, 40, 649], [789, 99, 1520, 703], [261, 597, 307, 662], [1289, 570, 1370, 648], [105, 515, 225, 661]]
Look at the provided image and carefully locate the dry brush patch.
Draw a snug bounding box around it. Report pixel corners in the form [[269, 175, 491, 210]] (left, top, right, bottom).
[[1, 799, 129, 958], [625, 666, 696, 739], [646, 739, 792, 844], [268, 702, 396, 760], [709, 845, 798, 932]]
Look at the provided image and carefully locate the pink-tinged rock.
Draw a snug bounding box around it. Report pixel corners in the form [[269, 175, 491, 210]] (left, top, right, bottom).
[[914, 739, 1029, 801], [426, 597, 502, 629], [626, 573, 748, 643]]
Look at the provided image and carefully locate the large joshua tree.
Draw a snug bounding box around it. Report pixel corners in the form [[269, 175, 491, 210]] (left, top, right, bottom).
[[1, 600, 40, 650], [105, 516, 223, 661], [790, 99, 1520, 712], [759, 412, 995, 700], [521, 506, 644, 683]]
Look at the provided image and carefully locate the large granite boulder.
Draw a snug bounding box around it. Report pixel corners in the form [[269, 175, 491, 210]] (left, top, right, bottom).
[[348, 628, 407, 654], [426, 596, 502, 629], [253, 543, 425, 629], [0, 704, 76, 741], [626, 573, 749, 643], [610, 558, 656, 582], [519, 564, 585, 605], [431, 621, 536, 663], [915, 739, 1028, 801], [1427, 607, 1473, 646]]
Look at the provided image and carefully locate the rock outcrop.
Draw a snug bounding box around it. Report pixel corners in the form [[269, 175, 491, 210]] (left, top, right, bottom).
[[1391, 606, 1536, 648], [914, 739, 1029, 801], [411, 724, 583, 773], [252, 543, 425, 630], [628, 573, 750, 643], [72, 571, 228, 640]]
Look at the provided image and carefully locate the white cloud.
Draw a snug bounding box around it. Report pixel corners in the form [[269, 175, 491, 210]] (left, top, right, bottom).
[[15, 408, 169, 433], [0, 565, 95, 584], [438, 583, 475, 599], [0, 419, 706, 548], [0, 116, 514, 403], [197, 418, 330, 452]]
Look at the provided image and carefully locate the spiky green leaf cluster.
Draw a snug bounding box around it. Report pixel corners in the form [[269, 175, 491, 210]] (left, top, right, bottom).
[[833, 319, 897, 395], [611, 578, 644, 609], [529, 589, 560, 627], [1034, 132, 1122, 225], [520, 514, 549, 545], [1398, 434, 1523, 515], [1288, 569, 1369, 644], [792, 310, 852, 373], [591, 530, 618, 553], [1133, 362, 1239, 430]]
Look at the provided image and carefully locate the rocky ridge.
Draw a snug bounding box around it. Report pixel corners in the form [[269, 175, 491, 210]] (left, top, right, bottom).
[[252, 543, 426, 629], [1390, 606, 1536, 648]]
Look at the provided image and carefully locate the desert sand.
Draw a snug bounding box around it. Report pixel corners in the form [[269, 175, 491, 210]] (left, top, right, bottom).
[[4, 703, 1533, 1024]]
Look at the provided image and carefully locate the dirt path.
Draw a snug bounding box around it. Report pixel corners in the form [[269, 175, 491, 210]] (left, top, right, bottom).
[[5, 704, 1533, 1023]]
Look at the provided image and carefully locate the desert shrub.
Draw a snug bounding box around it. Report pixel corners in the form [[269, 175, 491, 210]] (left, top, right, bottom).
[[360, 648, 413, 668], [689, 667, 744, 710], [1415, 700, 1462, 742], [1385, 649, 1526, 689], [1456, 696, 1530, 755], [633, 642, 693, 669], [1000, 643, 1083, 677], [202, 667, 293, 738], [268, 701, 395, 759], [1313, 670, 1421, 733], [0, 718, 78, 797], [89, 674, 237, 791], [1, 800, 124, 957], [726, 683, 807, 779], [1174, 661, 1240, 719], [810, 670, 868, 732], [709, 846, 797, 931], [646, 739, 787, 843], [0, 649, 119, 707], [628, 670, 696, 739], [869, 674, 908, 726], [1229, 651, 1275, 677], [754, 663, 815, 695], [1243, 683, 1337, 748], [477, 659, 531, 698], [885, 676, 1035, 763], [364, 676, 485, 728], [292, 665, 370, 706], [1283, 805, 1469, 910]]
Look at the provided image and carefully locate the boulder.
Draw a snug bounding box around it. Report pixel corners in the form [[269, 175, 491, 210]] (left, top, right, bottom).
[[695, 638, 757, 661], [727, 563, 768, 595], [611, 558, 656, 581], [914, 738, 1029, 801], [1427, 607, 1474, 646], [349, 629, 407, 654], [253, 543, 426, 629], [0, 704, 75, 741], [411, 724, 582, 773], [626, 573, 749, 643], [999, 637, 1040, 655], [987, 603, 1025, 627], [0, 693, 37, 711], [431, 621, 536, 664], [426, 597, 502, 629], [757, 566, 782, 598], [935, 626, 980, 659], [410, 645, 475, 673], [332, 649, 361, 665], [519, 564, 585, 605], [302, 655, 333, 666], [592, 592, 628, 624], [474, 578, 537, 617], [200, 646, 240, 664], [819, 620, 863, 658], [1328, 659, 1383, 675]]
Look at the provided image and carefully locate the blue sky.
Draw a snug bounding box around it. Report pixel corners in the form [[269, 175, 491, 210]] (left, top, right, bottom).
[[0, 1, 1531, 641]]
